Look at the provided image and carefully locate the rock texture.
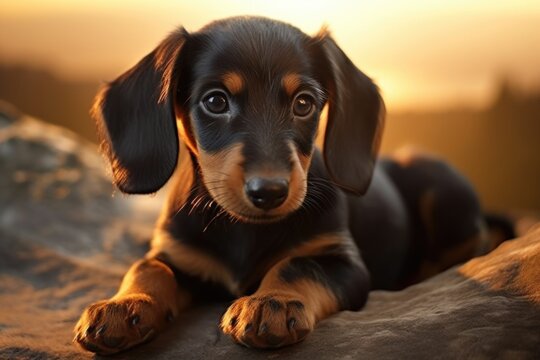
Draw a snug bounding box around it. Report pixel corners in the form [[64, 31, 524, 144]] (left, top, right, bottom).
[[0, 105, 539, 359]]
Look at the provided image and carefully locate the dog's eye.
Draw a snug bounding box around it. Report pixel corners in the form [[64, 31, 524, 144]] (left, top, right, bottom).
[[292, 94, 315, 117], [202, 92, 229, 114]]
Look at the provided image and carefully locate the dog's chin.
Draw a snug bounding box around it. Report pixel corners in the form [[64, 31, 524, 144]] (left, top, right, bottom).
[[219, 201, 301, 224], [209, 192, 306, 224], [227, 210, 289, 224]]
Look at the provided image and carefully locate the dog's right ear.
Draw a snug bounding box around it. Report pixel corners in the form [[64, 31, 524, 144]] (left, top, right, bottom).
[[310, 29, 385, 196], [92, 28, 188, 194]]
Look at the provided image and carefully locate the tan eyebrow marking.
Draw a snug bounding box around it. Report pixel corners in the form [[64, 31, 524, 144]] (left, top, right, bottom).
[[282, 73, 302, 96], [222, 72, 244, 94]]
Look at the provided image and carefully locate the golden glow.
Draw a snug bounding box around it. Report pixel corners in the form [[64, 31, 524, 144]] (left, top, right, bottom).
[[1, 0, 540, 112]]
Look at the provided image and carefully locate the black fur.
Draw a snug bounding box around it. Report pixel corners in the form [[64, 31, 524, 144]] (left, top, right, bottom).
[[314, 35, 385, 195], [93, 16, 500, 324], [93, 28, 188, 194], [280, 252, 370, 311], [164, 151, 352, 294]]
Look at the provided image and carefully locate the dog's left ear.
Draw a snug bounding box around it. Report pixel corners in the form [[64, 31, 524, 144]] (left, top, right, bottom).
[[312, 30, 385, 196], [92, 28, 188, 194]]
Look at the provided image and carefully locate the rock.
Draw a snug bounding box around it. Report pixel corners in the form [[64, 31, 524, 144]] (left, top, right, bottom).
[[0, 104, 539, 359]]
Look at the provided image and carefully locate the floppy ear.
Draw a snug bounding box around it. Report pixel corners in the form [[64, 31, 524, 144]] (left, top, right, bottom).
[[314, 30, 385, 196], [92, 27, 188, 194]]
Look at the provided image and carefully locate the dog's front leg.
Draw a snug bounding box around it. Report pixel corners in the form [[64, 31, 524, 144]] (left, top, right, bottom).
[[221, 235, 370, 349], [74, 258, 189, 355]]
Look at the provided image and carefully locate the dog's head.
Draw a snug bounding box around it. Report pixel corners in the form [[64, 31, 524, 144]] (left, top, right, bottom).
[[93, 16, 384, 223]]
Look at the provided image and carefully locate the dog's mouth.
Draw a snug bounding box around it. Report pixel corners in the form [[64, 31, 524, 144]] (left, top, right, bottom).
[[219, 182, 308, 224], [200, 175, 304, 224], [229, 210, 289, 224]]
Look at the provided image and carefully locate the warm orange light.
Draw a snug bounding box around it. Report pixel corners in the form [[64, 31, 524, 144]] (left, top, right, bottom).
[[1, 0, 540, 112]]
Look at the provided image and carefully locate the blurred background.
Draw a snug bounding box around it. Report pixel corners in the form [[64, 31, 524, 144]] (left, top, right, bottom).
[[1, 0, 539, 214]]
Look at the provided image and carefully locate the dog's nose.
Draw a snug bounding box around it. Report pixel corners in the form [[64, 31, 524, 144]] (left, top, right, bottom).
[[245, 177, 289, 210]]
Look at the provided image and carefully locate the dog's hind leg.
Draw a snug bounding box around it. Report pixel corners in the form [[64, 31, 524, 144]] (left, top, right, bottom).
[[380, 149, 491, 285]]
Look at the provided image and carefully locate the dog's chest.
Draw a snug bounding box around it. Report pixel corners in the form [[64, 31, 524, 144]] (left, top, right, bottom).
[[199, 222, 300, 288]]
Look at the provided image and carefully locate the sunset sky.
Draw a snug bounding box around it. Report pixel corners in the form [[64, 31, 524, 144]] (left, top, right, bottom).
[[1, 0, 540, 112]]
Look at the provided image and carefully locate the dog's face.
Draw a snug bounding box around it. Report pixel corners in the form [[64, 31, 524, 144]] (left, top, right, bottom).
[[176, 20, 326, 222], [93, 17, 384, 223]]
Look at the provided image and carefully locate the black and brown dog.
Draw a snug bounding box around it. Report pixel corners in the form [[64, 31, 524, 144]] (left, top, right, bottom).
[[74, 16, 492, 354]]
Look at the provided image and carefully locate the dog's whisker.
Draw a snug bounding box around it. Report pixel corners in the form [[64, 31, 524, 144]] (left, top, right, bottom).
[[203, 208, 228, 232]]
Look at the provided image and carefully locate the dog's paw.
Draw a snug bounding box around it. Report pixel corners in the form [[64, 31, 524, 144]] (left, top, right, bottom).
[[73, 294, 174, 355], [220, 292, 314, 348]]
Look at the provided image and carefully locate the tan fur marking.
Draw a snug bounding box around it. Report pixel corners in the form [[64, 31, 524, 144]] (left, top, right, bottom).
[[228, 233, 350, 327], [416, 234, 488, 281], [416, 189, 488, 281], [282, 73, 301, 96], [416, 188, 490, 282], [292, 279, 339, 320], [159, 140, 195, 216], [295, 143, 313, 174], [282, 141, 310, 215], [391, 146, 440, 167], [257, 258, 339, 321], [148, 230, 240, 296], [177, 117, 198, 155], [297, 153, 311, 172], [196, 142, 310, 222], [74, 258, 189, 354], [440, 232, 489, 268], [440, 235, 475, 266], [251, 232, 353, 320], [114, 258, 190, 311], [220, 233, 350, 348], [222, 72, 244, 94], [197, 143, 247, 218], [288, 232, 352, 258], [315, 105, 329, 150], [371, 96, 386, 155], [241, 232, 356, 292], [460, 225, 540, 303], [284, 147, 307, 213]]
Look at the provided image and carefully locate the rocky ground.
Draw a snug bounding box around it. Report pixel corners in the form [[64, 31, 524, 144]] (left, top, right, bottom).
[[0, 103, 539, 359]]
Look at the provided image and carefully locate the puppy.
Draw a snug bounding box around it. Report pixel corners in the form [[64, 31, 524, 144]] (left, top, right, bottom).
[[74, 16, 489, 354]]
